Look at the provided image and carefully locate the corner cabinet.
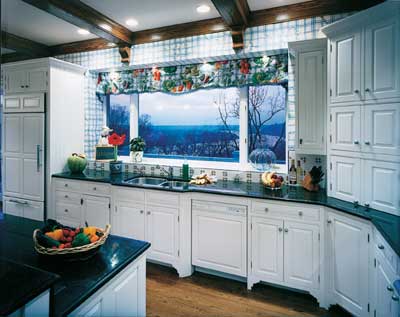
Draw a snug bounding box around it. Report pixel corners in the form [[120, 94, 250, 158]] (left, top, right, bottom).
[[326, 210, 371, 317], [289, 39, 327, 155], [323, 1, 400, 216]]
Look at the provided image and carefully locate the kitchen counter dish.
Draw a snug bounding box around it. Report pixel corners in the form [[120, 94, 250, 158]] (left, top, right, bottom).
[[53, 170, 400, 257], [0, 213, 150, 316]]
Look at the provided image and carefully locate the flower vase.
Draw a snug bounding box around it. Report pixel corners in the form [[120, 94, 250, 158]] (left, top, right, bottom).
[[130, 151, 143, 163]]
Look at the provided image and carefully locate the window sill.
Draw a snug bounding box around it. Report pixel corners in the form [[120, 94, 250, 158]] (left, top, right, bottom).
[[118, 156, 287, 174]]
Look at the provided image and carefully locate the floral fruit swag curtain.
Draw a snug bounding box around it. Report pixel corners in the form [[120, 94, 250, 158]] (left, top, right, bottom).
[[96, 53, 288, 95]]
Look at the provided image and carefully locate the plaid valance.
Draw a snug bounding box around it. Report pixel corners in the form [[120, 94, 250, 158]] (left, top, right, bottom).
[[96, 53, 288, 95]]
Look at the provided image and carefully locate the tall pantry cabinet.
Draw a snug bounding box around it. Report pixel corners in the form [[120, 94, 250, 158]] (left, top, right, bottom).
[[2, 58, 85, 220], [322, 2, 400, 216]]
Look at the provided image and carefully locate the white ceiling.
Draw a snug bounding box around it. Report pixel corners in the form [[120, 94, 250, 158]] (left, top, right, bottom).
[[1, 0, 311, 52], [81, 0, 220, 32], [1, 0, 97, 48], [248, 0, 311, 11]]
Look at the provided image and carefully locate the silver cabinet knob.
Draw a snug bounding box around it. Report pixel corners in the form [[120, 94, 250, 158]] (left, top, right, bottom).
[[387, 285, 394, 292], [354, 89, 360, 94], [93, 187, 97, 190], [20, 85, 24, 88], [278, 228, 283, 232], [25, 85, 29, 88], [64, 209, 68, 213], [140, 210, 144, 214], [64, 195, 69, 198], [64, 183, 68, 187], [353, 201, 359, 206], [327, 219, 332, 224], [378, 244, 385, 250], [299, 138, 303, 145], [264, 207, 269, 212], [147, 211, 151, 215], [364, 141, 370, 145], [365, 88, 370, 92], [392, 295, 399, 302], [284, 228, 289, 233], [364, 203, 370, 208], [354, 140, 360, 145], [298, 211, 303, 216]]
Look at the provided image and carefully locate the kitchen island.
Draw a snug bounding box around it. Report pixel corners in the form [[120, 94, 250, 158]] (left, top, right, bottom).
[[0, 213, 150, 317]]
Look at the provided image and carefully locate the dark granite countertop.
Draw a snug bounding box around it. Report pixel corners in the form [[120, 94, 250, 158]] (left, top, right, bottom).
[[53, 170, 400, 257], [0, 213, 150, 317]]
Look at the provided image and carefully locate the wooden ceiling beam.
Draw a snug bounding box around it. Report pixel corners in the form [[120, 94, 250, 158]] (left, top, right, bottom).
[[21, 0, 134, 45], [1, 31, 50, 57], [211, 0, 250, 52], [249, 0, 385, 27]]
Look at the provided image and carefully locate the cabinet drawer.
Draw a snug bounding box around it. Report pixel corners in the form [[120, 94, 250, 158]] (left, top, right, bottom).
[[55, 190, 81, 205], [252, 201, 320, 222], [146, 191, 179, 207], [54, 179, 82, 192], [375, 229, 399, 275], [56, 202, 81, 220], [83, 182, 110, 196], [192, 200, 247, 216], [113, 187, 145, 203]]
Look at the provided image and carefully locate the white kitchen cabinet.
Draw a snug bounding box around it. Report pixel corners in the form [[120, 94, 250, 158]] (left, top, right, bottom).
[[3, 113, 44, 202], [329, 30, 362, 104], [4, 67, 47, 94], [192, 200, 247, 277], [113, 201, 145, 240], [69, 254, 146, 317], [364, 16, 400, 101], [290, 39, 326, 155], [326, 211, 371, 317], [82, 195, 110, 229], [146, 204, 179, 264], [363, 160, 400, 215], [284, 221, 320, 290], [374, 254, 399, 317], [3, 197, 44, 221], [9, 290, 50, 317], [330, 106, 361, 152], [250, 217, 284, 283], [363, 104, 400, 156], [329, 155, 361, 204]]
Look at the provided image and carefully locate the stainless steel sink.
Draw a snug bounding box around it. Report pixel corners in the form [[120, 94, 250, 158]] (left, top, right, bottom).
[[123, 177, 168, 186], [160, 180, 189, 189]]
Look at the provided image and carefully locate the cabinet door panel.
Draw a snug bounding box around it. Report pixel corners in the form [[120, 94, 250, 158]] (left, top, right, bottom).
[[146, 205, 178, 263], [26, 69, 47, 92], [192, 210, 247, 277], [297, 50, 325, 153], [114, 202, 145, 240], [375, 256, 397, 317], [327, 212, 370, 317], [83, 195, 110, 229], [4, 96, 21, 113], [21, 94, 45, 112], [330, 32, 362, 103], [23, 158, 44, 201], [3, 115, 22, 154], [284, 221, 320, 290], [330, 106, 361, 152], [330, 156, 361, 203], [363, 104, 400, 156], [363, 160, 400, 215], [365, 17, 400, 100], [3, 156, 22, 196], [251, 217, 284, 282], [6, 70, 25, 93]]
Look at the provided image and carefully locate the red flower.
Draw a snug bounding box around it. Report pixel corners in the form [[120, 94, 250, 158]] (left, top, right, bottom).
[[108, 133, 126, 146]]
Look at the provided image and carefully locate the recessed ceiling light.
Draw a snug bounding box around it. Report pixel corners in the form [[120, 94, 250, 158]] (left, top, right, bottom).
[[151, 34, 161, 41], [77, 28, 90, 35], [276, 14, 289, 21], [196, 4, 210, 13], [125, 18, 139, 27], [107, 43, 117, 47], [211, 24, 225, 31], [100, 23, 111, 31]]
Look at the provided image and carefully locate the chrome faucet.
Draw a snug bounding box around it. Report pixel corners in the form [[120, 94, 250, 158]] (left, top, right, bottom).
[[159, 166, 173, 179]]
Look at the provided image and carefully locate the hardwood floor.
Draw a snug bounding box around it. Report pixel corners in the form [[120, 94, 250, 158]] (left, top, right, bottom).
[[146, 263, 351, 317]]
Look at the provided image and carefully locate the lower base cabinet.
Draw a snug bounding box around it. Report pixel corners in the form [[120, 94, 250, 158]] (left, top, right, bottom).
[[326, 210, 371, 317], [9, 290, 50, 317], [68, 254, 146, 317]]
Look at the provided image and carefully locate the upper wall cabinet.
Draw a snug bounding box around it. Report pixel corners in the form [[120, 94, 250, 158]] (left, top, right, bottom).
[[329, 30, 362, 104], [289, 39, 327, 155], [4, 67, 48, 94], [323, 2, 400, 104]]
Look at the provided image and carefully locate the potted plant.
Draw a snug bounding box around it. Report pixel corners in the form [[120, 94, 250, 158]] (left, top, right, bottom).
[[130, 137, 146, 162], [108, 132, 126, 173]]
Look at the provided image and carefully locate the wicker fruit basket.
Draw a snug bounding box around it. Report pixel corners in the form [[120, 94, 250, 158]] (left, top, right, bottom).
[[33, 224, 111, 261]]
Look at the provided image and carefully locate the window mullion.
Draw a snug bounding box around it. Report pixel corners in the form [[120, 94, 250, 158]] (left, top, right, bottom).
[[239, 87, 248, 170]]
